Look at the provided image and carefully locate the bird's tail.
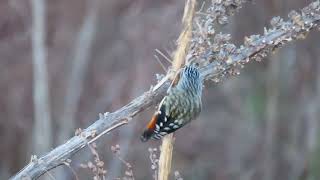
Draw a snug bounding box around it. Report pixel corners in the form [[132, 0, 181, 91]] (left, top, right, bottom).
[[140, 129, 153, 142], [140, 113, 159, 142]]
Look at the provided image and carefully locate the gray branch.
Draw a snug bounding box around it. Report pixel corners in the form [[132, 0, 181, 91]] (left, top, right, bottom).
[[11, 1, 320, 179]]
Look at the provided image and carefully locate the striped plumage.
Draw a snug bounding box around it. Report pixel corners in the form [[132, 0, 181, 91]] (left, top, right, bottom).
[[141, 64, 203, 142]]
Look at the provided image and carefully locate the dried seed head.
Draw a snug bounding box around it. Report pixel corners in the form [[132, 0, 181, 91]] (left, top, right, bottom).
[[270, 16, 284, 27]]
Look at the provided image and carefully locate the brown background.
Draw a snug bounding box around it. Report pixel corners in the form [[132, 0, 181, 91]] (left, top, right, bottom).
[[0, 0, 320, 179]]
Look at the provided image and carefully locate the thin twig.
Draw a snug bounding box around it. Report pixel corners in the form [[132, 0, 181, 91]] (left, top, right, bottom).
[[166, 69, 182, 93], [88, 119, 129, 144], [62, 162, 79, 180], [155, 49, 173, 64], [197, 1, 205, 13], [154, 54, 168, 72], [43, 169, 56, 180]]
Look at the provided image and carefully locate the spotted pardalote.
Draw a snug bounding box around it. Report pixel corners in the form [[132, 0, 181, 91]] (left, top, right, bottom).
[[141, 64, 203, 142]]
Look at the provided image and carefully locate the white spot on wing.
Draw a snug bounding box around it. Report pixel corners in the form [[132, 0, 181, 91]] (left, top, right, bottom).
[[160, 132, 167, 135]]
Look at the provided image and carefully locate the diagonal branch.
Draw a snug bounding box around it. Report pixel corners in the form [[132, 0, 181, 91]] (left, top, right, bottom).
[[10, 1, 320, 179], [200, 1, 320, 82]]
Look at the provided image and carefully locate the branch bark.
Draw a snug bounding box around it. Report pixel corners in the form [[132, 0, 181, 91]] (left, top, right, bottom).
[[11, 1, 320, 179]]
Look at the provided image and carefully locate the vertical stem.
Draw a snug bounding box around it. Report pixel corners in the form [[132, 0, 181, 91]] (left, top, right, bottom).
[[157, 0, 196, 180], [31, 0, 52, 155], [158, 134, 174, 180]]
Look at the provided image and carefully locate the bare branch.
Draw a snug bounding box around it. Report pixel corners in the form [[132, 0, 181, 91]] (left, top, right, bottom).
[[12, 83, 169, 180], [200, 1, 320, 83], [10, 1, 320, 179]]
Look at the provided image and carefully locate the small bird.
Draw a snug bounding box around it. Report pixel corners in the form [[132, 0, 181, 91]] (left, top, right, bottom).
[[141, 64, 203, 142]]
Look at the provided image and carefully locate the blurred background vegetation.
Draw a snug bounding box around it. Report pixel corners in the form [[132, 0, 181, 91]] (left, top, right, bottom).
[[0, 0, 320, 179]]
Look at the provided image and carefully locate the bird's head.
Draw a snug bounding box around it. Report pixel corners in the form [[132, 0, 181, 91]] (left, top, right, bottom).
[[181, 63, 200, 80], [177, 63, 202, 95]]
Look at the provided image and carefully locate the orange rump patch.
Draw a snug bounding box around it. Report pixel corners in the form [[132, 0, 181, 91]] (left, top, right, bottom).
[[146, 113, 158, 130]]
